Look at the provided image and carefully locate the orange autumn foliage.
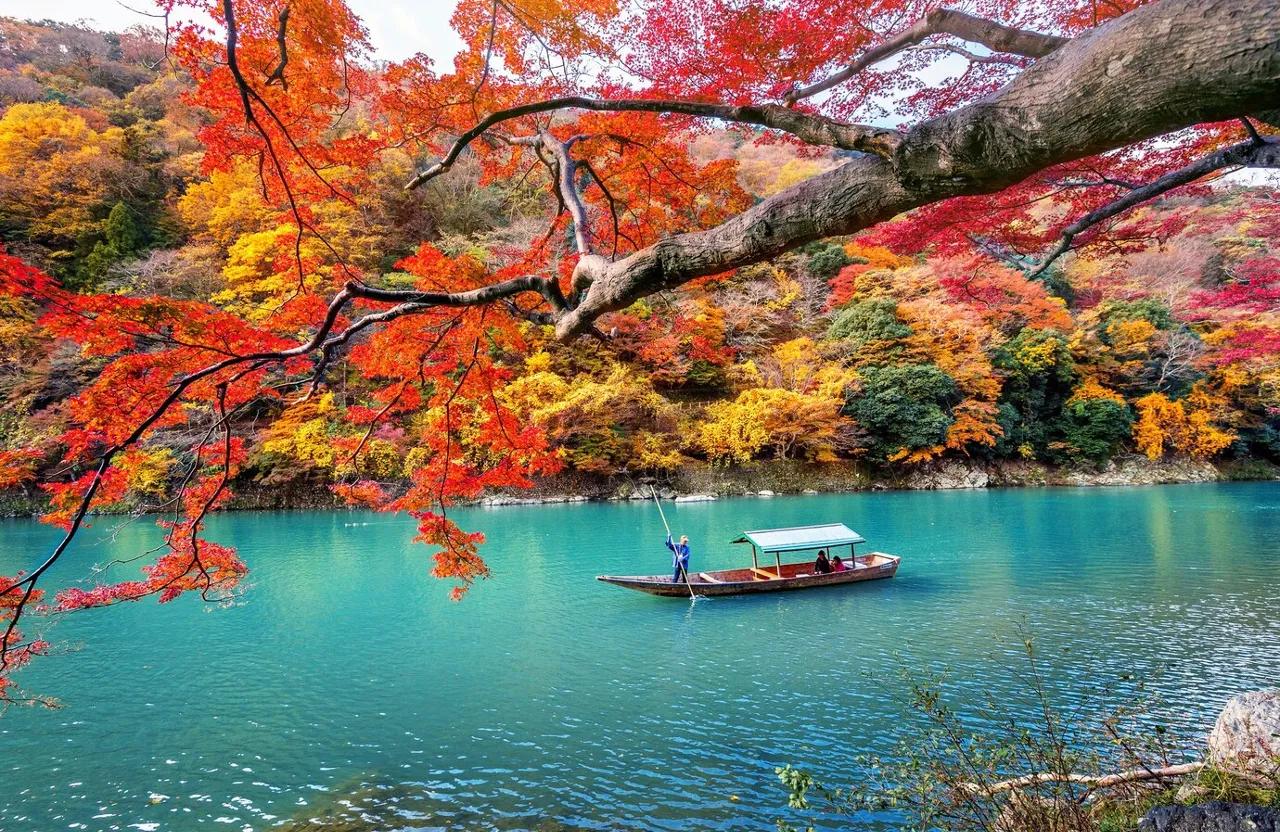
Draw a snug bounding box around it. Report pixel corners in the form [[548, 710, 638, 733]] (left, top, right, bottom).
[[1133, 387, 1236, 460]]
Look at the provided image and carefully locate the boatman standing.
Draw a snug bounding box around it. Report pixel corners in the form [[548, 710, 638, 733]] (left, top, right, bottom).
[[666, 533, 691, 583]]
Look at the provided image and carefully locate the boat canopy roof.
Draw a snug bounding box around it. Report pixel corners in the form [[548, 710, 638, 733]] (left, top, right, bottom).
[[731, 523, 866, 553]]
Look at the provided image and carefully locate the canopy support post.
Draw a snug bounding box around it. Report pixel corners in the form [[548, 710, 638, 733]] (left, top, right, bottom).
[[774, 550, 782, 578], [752, 544, 759, 571]]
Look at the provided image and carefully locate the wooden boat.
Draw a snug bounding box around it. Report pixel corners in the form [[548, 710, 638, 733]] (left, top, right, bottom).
[[597, 522, 900, 597]]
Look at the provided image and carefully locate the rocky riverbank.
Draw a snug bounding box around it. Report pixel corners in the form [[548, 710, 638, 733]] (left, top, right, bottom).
[[470, 456, 1278, 507], [1, 456, 1275, 516]]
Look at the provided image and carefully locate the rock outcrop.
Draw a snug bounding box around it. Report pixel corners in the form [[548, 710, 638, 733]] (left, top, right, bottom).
[[1140, 802, 1280, 832], [1208, 689, 1280, 776], [901, 461, 990, 490]]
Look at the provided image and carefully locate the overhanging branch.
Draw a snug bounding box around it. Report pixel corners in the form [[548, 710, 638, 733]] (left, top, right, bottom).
[[786, 8, 1069, 105], [1029, 138, 1280, 277], [552, 0, 1280, 337], [264, 4, 291, 89], [404, 97, 903, 189]]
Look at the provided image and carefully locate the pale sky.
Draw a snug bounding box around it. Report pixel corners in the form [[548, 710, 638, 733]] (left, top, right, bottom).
[[0, 0, 465, 65]]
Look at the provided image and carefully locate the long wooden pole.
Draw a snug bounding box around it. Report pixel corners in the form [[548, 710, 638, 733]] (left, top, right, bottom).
[[651, 487, 696, 600]]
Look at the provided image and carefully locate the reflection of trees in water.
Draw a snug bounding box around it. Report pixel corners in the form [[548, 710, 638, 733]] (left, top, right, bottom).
[[278, 772, 591, 832]]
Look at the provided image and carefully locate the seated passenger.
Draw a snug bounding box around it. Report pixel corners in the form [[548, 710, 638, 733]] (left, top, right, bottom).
[[831, 555, 848, 572], [813, 550, 832, 574]]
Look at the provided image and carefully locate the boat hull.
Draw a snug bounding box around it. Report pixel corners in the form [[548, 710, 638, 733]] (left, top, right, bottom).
[[597, 553, 899, 597]]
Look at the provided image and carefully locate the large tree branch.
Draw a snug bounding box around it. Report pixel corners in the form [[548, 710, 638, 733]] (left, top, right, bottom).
[[264, 4, 291, 89], [554, 0, 1280, 337], [786, 8, 1070, 105], [959, 761, 1204, 797], [404, 97, 903, 189], [345, 276, 568, 312], [1029, 137, 1280, 277], [539, 132, 593, 256]]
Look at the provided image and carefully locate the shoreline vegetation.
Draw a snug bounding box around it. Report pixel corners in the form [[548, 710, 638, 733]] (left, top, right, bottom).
[[774, 636, 1280, 832], [2, 456, 1275, 517]]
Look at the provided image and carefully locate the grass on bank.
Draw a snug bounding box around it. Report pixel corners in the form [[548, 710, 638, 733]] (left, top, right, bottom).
[[778, 630, 1279, 832]]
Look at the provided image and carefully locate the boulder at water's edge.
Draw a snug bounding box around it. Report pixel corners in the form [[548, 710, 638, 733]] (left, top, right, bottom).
[[1208, 689, 1280, 775]]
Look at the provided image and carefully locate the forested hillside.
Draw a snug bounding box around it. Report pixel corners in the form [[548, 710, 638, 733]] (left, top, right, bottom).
[[1, 17, 1275, 518]]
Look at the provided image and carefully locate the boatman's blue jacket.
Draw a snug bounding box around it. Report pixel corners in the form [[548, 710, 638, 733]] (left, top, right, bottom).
[[666, 535, 690, 583]]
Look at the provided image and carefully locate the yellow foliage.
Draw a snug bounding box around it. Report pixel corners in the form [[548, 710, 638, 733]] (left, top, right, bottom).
[[743, 157, 835, 197], [338, 438, 402, 480], [524, 350, 554, 374], [696, 396, 770, 464], [500, 370, 572, 420], [0, 295, 41, 355], [501, 364, 681, 472], [402, 446, 432, 477], [213, 225, 329, 318], [1107, 319, 1157, 355], [764, 267, 804, 312], [1013, 337, 1064, 374], [185, 161, 383, 316], [123, 447, 177, 496], [631, 431, 685, 470], [843, 243, 912, 270], [0, 101, 122, 239], [1211, 364, 1250, 396], [262, 393, 339, 468], [1066, 379, 1127, 407], [759, 337, 859, 397], [1133, 388, 1235, 460], [0, 102, 100, 177], [696, 387, 844, 463], [177, 161, 273, 247]]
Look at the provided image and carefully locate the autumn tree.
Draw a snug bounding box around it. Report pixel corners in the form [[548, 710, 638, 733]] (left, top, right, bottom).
[[1133, 385, 1236, 460]]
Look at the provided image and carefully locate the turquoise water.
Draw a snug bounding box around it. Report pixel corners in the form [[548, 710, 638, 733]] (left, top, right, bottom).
[[2, 483, 1279, 831]]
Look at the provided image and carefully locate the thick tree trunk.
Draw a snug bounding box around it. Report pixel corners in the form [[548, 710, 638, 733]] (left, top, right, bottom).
[[556, 0, 1280, 337]]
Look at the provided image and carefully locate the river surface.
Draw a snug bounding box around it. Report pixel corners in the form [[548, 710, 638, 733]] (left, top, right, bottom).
[[2, 483, 1279, 832]]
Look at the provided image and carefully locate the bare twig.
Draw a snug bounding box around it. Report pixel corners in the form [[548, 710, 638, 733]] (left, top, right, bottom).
[[1029, 138, 1280, 277], [786, 8, 1069, 105]]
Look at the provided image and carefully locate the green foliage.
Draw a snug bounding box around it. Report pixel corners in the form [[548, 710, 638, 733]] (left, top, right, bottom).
[[843, 364, 958, 461], [685, 358, 727, 389], [803, 241, 851, 280], [1033, 265, 1076, 305], [827, 298, 913, 345], [993, 330, 1077, 457], [1098, 299, 1176, 334], [73, 201, 144, 290], [1234, 421, 1280, 463], [1054, 397, 1134, 462], [105, 201, 142, 254], [1218, 457, 1280, 481]]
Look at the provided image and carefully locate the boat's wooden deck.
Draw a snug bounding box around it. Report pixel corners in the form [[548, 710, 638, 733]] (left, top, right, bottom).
[[700, 553, 893, 583]]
